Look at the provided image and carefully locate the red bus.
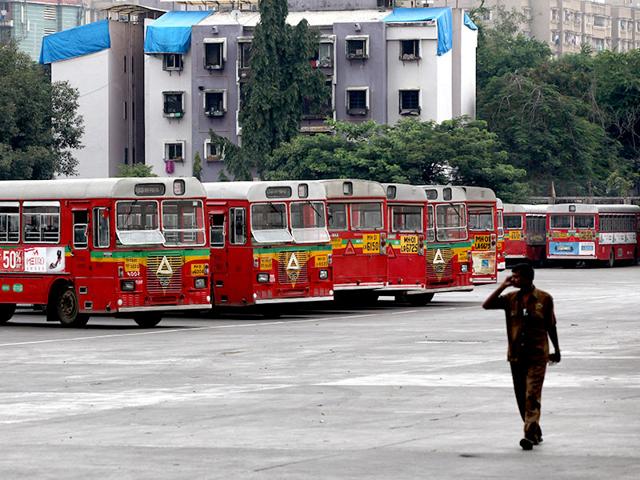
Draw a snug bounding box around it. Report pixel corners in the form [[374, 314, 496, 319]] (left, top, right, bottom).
[[203, 181, 333, 309], [318, 179, 387, 301], [496, 198, 506, 271], [547, 203, 640, 267], [380, 183, 430, 304], [503, 204, 548, 265], [421, 185, 473, 296], [0, 178, 210, 327], [463, 186, 498, 284]]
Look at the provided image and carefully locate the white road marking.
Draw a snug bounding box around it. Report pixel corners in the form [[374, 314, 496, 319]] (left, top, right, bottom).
[[0, 313, 378, 348]]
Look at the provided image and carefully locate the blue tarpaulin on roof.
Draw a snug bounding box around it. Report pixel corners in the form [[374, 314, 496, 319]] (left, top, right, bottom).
[[144, 10, 212, 54], [464, 12, 478, 31], [383, 7, 452, 56], [39, 19, 110, 64]]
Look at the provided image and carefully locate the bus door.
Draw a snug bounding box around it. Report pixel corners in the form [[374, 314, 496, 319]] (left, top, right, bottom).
[[208, 206, 228, 305], [70, 204, 91, 311]]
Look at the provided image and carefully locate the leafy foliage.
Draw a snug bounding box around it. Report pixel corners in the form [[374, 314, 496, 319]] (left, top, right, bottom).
[[236, 0, 327, 178], [117, 163, 156, 177], [265, 118, 527, 202], [0, 42, 84, 179]]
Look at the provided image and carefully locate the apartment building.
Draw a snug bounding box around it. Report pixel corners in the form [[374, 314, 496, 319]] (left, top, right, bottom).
[[40, 6, 163, 178], [416, 0, 640, 54], [142, 7, 477, 180]]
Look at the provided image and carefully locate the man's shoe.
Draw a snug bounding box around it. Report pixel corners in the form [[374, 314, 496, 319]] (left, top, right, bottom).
[[520, 438, 534, 450]]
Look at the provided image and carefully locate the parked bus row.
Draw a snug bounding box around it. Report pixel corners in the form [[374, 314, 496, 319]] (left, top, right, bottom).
[[503, 203, 640, 267], [0, 178, 503, 328]]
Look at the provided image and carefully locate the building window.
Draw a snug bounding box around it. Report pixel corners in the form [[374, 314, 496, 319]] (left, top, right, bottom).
[[551, 9, 559, 22], [400, 39, 419, 60], [204, 90, 226, 117], [346, 88, 368, 116], [163, 53, 183, 71], [204, 139, 222, 162], [164, 142, 184, 162], [346, 36, 369, 60], [204, 39, 225, 70], [313, 41, 333, 68], [594, 15, 606, 28], [163, 92, 184, 118], [399, 90, 420, 116], [238, 40, 252, 69]]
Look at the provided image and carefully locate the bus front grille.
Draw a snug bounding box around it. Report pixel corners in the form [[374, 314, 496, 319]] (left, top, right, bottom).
[[276, 251, 309, 285], [146, 255, 184, 293], [426, 248, 453, 282]]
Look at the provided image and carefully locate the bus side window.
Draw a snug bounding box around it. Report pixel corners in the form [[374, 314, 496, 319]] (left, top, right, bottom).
[[93, 208, 110, 248], [210, 213, 225, 247], [229, 208, 246, 245], [73, 211, 89, 248]]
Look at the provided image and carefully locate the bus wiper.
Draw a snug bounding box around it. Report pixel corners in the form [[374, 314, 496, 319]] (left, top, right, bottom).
[[305, 201, 323, 221]]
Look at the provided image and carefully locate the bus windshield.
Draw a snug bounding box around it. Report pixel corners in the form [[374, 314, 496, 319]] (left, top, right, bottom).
[[504, 215, 522, 229], [251, 203, 293, 244], [162, 200, 206, 246], [468, 209, 494, 231], [391, 205, 422, 232], [574, 215, 595, 229], [116, 200, 165, 245], [290, 202, 330, 244], [436, 204, 467, 241], [351, 202, 383, 230]]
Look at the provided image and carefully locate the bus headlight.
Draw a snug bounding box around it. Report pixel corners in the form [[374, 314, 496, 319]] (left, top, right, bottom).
[[319, 269, 329, 280], [461, 265, 468, 273], [120, 280, 136, 292], [194, 278, 207, 289], [257, 273, 270, 283]]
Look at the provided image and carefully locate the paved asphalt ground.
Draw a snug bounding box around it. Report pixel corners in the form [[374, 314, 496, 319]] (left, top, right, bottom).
[[1, 266, 639, 479]]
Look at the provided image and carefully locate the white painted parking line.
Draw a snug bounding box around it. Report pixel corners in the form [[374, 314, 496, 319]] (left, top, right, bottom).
[[0, 313, 379, 348]]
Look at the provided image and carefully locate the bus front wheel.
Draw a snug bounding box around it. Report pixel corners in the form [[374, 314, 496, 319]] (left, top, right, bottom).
[[0, 304, 16, 324], [407, 293, 435, 306], [606, 250, 615, 268], [134, 314, 162, 328], [48, 286, 88, 328]]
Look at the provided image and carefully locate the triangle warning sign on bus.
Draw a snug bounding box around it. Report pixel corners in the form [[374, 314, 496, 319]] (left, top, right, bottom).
[[386, 244, 396, 258], [344, 240, 356, 256]]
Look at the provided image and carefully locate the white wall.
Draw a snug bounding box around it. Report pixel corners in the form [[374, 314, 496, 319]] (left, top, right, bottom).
[[386, 24, 452, 124], [144, 36, 193, 178], [52, 49, 111, 178], [459, 20, 477, 119], [387, 25, 451, 124]]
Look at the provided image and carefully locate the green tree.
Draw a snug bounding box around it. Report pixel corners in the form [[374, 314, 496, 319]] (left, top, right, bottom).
[[265, 118, 527, 202], [237, 0, 327, 178], [192, 151, 203, 180], [479, 73, 620, 196], [117, 163, 156, 177], [208, 130, 242, 181], [0, 42, 84, 178]]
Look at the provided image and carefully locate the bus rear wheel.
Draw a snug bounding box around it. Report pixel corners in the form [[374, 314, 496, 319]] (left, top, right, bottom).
[[48, 287, 88, 327], [0, 304, 17, 324], [606, 250, 615, 268], [134, 314, 162, 328]]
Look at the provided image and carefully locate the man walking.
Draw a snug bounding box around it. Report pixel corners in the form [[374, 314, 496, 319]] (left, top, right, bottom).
[[483, 263, 561, 450]]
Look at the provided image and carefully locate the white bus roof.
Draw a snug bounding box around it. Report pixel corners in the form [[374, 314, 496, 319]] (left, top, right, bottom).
[[0, 177, 205, 200], [504, 204, 549, 215], [316, 179, 386, 200], [461, 186, 497, 202], [418, 185, 467, 203], [547, 204, 640, 214], [382, 183, 427, 203], [496, 198, 504, 209], [203, 181, 326, 202]]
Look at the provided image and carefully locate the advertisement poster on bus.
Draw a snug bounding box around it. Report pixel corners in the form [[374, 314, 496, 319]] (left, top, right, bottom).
[[1, 247, 65, 273]]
